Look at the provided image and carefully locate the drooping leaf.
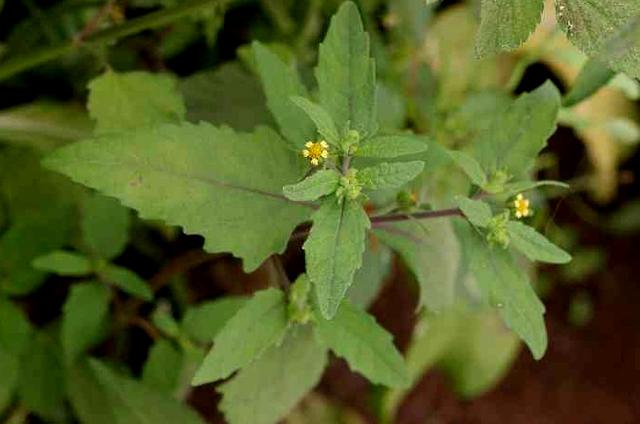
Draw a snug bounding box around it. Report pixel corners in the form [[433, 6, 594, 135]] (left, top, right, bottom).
[[474, 81, 561, 178], [563, 59, 616, 107], [316, 1, 377, 136], [0, 298, 32, 356], [501, 180, 570, 197], [376, 219, 460, 312], [357, 161, 424, 191], [448, 150, 487, 187], [314, 301, 409, 388], [181, 297, 247, 344], [462, 223, 547, 359], [455, 197, 492, 228], [142, 339, 183, 394], [90, 360, 206, 424], [87, 70, 186, 134], [67, 358, 117, 424], [356, 134, 428, 158], [32, 250, 93, 276], [218, 326, 327, 424], [283, 170, 341, 202], [44, 123, 312, 272], [475, 0, 544, 57], [192, 288, 288, 385], [81, 192, 130, 260], [62, 282, 111, 363], [291, 97, 340, 145], [507, 221, 572, 264], [253, 42, 315, 148], [100, 265, 153, 301], [304, 198, 371, 319]]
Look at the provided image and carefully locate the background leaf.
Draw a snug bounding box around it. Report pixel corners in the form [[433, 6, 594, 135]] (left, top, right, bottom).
[[101, 265, 152, 301], [81, 192, 130, 260], [32, 250, 93, 276], [142, 339, 183, 394], [181, 297, 247, 344]]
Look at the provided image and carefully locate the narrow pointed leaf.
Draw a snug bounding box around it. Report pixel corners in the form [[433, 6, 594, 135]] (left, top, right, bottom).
[[502, 180, 570, 197], [563, 59, 615, 107], [32, 250, 93, 276], [455, 197, 492, 228], [448, 150, 487, 187], [291, 97, 339, 145], [507, 221, 572, 264], [283, 170, 341, 202], [358, 161, 424, 191], [100, 265, 153, 301]]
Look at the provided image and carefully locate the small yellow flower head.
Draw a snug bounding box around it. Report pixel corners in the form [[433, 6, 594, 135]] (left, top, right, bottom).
[[302, 141, 329, 166], [513, 193, 531, 219]]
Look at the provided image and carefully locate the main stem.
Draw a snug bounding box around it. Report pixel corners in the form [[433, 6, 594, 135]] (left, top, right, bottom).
[[0, 0, 231, 81]]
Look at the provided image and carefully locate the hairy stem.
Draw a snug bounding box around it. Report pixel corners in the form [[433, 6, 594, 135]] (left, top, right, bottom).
[[0, 0, 231, 81]]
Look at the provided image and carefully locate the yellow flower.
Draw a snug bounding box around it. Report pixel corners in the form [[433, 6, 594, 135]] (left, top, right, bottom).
[[513, 193, 531, 219], [302, 141, 329, 166]]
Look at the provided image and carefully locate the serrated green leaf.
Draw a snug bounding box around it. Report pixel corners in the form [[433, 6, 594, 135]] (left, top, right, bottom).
[[501, 180, 570, 197], [283, 170, 341, 202], [253, 42, 315, 148], [192, 288, 288, 385], [304, 198, 371, 319], [18, 332, 66, 421], [347, 241, 392, 308], [314, 301, 408, 388], [62, 283, 111, 363], [0, 348, 19, 414], [181, 297, 247, 344], [563, 59, 616, 107], [101, 265, 152, 301], [291, 97, 339, 145], [316, 1, 377, 136], [463, 224, 547, 359], [474, 81, 561, 178], [88, 70, 186, 134], [507, 221, 572, 264], [448, 150, 487, 187], [81, 193, 130, 260], [90, 360, 205, 424], [218, 326, 327, 424], [67, 359, 117, 424], [556, 1, 640, 78], [375, 219, 460, 313], [142, 339, 183, 394], [455, 197, 492, 228], [356, 134, 428, 158], [0, 298, 32, 356], [358, 161, 424, 191], [32, 250, 93, 276], [475, 0, 544, 57], [44, 123, 311, 272]]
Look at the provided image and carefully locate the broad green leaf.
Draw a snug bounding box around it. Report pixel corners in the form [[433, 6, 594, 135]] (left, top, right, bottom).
[[62, 283, 111, 363], [180, 62, 274, 131], [455, 197, 492, 228], [463, 224, 547, 359], [192, 288, 288, 385], [291, 97, 339, 145], [0, 298, 32, 356], [316, 1, 377, 137], [67, 359, 117, 424], [81, 193, 130, 260], [475, 0, 544, 57], [358, 161, 424, 191], [0, 348, 19, 414], [448, 150, 487, 187], [101, 265, 153, 301], [314, 301, 409, 388], [555, 0, 640, 78], [304, 199, 371, 319], [507, 221, 572, 264], [474, 81, 561, 177], [32, 250, 93, 276], [501, 180, 570, 197], [252, 42, 315, 148], [87, 70, 186, 134], [219, 326, 327, 424], [142, 339, 183, 394], [18, 332, 66, 421], [44, 123, 311, 272], [0, 101, 92, 150], [283, 170, 341, 202], [356, 135, 428, 158], [90, 360, 205, 424], [563, 59, 615, 107], [347, 241, 392, 308], [375, 219, 460, 312], [181, 297, 247, 344]]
